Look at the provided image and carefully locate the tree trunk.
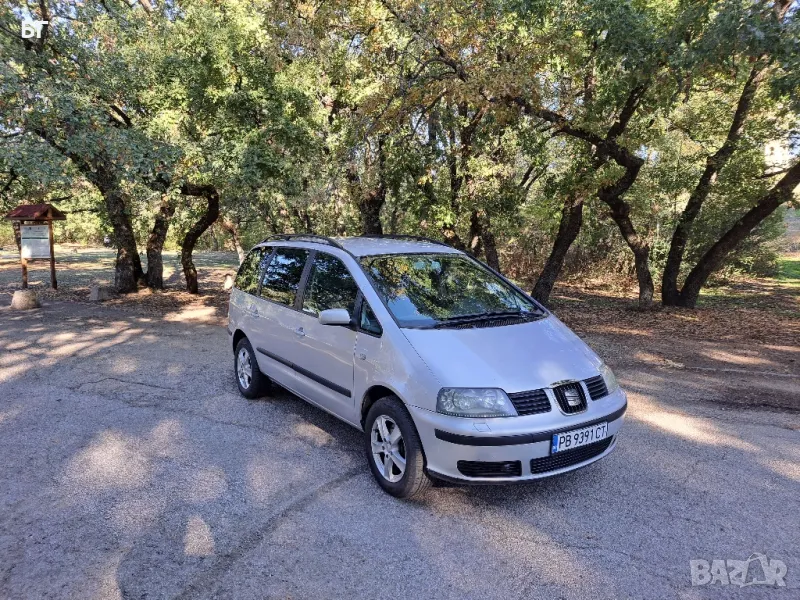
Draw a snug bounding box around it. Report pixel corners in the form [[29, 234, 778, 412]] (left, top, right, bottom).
[[346, 145, 385, 236], [221, 218, 246, 264], [95, 168, 144, 289], [12, 222, 21, 252], [210, 225, 220, 251], [481, 223, 500, 272], [359, 188, 385, 235], [103, 185, 143, 293], [470, 210, 500, 271], [439, 104, 486, 252], [468, 211, 483, 256], [597, 161, 654, 307], [180, 183, 220, 294], [441, 225, 466, 251], [678, 161, 800, 307], [661, 63, 768, 305], [388, 204, 399, 235], [145, 195, 175, 289], [362, 136, 387, 235], [410, 164, 465, 248], [532, 193, 585, 305], [290, 207, 313, 233]]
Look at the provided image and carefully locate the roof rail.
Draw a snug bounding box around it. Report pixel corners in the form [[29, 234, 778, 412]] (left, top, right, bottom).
[[260, 234, 346, 250], [357, 234, 451, 247]]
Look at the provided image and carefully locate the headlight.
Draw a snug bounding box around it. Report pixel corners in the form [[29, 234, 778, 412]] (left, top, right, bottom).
[[599, 363, 620, 394], [436, 388, 517, 418]]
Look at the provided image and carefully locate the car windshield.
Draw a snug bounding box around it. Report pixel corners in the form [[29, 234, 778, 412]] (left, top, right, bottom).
[[361, 253, 544, 327]]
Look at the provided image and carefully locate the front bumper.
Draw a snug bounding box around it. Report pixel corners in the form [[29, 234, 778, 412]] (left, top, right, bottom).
[[408, 389, 627, 483]]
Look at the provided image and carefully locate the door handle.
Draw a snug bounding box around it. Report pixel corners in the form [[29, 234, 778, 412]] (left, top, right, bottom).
[[357, 352, 367, 360], [294, 327, 305, 337]]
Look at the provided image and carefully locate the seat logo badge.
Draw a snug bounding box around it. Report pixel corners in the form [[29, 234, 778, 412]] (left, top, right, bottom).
[[564, 388, 582, 407]]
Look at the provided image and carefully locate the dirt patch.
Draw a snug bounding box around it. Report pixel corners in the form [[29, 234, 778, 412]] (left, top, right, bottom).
[[0, 247, 236, 323], [549, 279, 799, 411]]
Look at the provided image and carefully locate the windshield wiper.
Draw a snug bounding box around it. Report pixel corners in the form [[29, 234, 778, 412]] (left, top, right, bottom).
[[422, 310, 535, 328], [446, 310, 522, 321]]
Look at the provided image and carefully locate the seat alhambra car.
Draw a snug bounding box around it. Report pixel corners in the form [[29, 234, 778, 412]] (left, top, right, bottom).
[[228, 234, 626, 498]]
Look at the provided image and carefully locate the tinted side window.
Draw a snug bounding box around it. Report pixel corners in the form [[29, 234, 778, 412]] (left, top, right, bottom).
[[360, 302, 383, 336], [302, 253, 358, 316], [260, 248, 309, 306], [234, 248, 266, 295]]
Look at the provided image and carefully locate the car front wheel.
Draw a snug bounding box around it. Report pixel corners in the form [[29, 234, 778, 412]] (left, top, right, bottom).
[[364, 396, 431, 498]]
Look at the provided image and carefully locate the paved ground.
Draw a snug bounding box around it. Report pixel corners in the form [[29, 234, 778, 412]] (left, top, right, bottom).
[[0, 301, 798, 599]]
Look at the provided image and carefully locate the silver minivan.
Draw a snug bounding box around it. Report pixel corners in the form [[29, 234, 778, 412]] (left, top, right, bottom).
[[228, 235, 626, 498]]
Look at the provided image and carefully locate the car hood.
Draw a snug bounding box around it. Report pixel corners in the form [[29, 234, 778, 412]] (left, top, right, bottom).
[[402, 315, 602, 392]]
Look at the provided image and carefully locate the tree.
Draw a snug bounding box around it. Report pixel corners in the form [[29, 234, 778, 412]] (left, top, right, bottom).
[[2, 0, 317, 293], [661, 0, 799, 306], [4, 0, 796, 306], [1, 0, 178, 291]]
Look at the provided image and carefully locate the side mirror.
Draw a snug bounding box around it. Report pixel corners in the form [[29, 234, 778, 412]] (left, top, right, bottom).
[[318, 308, 351, 326]]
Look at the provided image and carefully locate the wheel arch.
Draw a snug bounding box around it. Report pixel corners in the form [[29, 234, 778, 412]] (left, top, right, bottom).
[[360, 384, 404, 429], [232, 328, 247, 353]]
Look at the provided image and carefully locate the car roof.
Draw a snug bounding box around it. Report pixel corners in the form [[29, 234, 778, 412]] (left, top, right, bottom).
[[335, 236, 462, 257], [259, 235, 463, 257]]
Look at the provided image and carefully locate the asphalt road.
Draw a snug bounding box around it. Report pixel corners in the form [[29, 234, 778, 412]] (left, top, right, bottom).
[[0, 302, 798, 599]]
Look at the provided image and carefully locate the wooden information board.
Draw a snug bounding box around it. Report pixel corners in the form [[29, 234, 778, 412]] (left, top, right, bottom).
[[21, 225, 51, 260], [4, 204, 65, 291]]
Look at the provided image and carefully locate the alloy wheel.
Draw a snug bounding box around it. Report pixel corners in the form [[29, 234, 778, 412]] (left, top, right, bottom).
[[370, 415, 406, 483], [237, 348, 252, 389]]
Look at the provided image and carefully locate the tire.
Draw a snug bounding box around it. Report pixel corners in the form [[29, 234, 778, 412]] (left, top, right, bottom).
[[364, 396, 432, 499], [234, 337, 268, 399]]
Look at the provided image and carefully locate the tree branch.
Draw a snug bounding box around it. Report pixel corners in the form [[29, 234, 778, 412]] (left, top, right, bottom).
[[109, 104, 132, 128], [380, 0, 466, 81], [36, 0, 50, 52], [1, 169, 18, 197], [757, 166, 792, 179], [504, 95, 643, 170], [607, 83, 648, 140]]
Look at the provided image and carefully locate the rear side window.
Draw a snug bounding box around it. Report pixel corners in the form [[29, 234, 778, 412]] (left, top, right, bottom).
[[302, 253, 358, 316], [260, 248, 309, 306], [234, 247, 267, 295]]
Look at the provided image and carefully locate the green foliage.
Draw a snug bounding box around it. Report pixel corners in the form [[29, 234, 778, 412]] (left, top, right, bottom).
[[1, 0, 798, 294]]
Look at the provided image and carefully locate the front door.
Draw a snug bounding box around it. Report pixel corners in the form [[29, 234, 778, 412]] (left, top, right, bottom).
[[293, 251, 359, 421]]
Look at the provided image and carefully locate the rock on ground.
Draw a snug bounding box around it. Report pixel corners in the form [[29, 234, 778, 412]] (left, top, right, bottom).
[[10, 289, 40, 310], [89, 285, 115, 302]]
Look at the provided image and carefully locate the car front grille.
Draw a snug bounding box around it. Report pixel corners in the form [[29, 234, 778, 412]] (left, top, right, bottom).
[[508, 388, 551, 416], [552, 382, 588, 414], [530, 437, 614, 474], [457, 460, 522, 478], [584, 375, 608, 400]]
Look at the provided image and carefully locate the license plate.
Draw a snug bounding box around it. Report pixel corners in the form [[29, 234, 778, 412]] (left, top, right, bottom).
[[551, 422, 608, 454]]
